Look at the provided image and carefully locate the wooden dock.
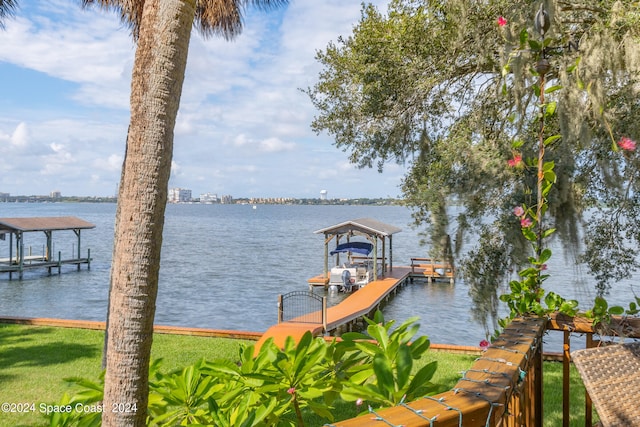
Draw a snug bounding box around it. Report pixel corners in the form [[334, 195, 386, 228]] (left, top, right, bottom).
[[256, 267, 414, 351], [307, 258, 454, 290], [0, 254, 92, 275], [0, 216, 94, 279], [409, 257, 455, 284]]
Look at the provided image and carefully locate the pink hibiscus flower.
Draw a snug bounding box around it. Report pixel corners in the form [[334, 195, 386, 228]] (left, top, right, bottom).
[[618, 137, 637, 151], [508, 154, 523, 167]]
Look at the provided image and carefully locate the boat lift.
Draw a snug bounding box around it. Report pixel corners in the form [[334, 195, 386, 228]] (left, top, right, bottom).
[[0, 216, 95, 279]]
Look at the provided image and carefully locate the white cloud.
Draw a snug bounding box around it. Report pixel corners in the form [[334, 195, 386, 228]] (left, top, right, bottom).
[[10, 122, 29, 147], [0, 0, 403, 198], [93, 154, 123, 172], [226, 164, 258, 173], [259, 137, 295, 153], [49, 142, 65, 153], [231, 134, 295, 153], [171, 161, 182, 175]]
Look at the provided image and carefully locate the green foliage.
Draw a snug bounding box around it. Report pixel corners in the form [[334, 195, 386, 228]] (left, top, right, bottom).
[[46, 371, 106, 427], [460, 223, 510, 336], [46, 313, 438, 426], [497, 6, 639, 332], [583, 296, 625, 329], [338, 311, 438, 408], [307, 0, 640, 323], [200, 333, 338, 426]]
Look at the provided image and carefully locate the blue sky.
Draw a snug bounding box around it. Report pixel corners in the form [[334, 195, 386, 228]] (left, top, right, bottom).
[[0, 0, 405, 199]]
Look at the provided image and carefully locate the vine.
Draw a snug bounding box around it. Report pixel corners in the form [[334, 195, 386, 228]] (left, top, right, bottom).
[[495, 9, 639, 333]]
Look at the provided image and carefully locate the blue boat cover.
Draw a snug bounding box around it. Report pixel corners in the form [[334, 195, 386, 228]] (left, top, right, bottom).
[[330, 241, 373, 256]]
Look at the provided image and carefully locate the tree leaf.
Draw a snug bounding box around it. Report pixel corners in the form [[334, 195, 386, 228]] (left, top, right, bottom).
[[372, 353, 395, 396], [395, 346, 413, 389]]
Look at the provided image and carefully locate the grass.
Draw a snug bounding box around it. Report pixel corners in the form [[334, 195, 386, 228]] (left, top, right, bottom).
[[544, 360, 599, 426], [0, 324, 595, 426], [0, 324, 250, 427]]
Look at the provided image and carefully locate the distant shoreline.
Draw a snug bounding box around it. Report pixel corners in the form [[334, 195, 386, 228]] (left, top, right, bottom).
[[0, 196, 403, 206]]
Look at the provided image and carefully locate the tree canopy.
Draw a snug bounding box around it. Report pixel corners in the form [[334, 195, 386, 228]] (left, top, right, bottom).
[[306, 0, 640, 322]]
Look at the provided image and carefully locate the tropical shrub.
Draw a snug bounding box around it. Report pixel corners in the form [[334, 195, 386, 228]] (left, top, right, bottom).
[[46, 312, 439, 426]]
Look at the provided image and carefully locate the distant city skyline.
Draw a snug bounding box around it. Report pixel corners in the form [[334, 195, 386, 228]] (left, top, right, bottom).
[[0, 188, 397, 203], [0, 1, 404, 200]]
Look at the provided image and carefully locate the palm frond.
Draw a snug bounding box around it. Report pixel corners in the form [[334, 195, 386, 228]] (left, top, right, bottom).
[[196, 0, 288, 41], [0, 0, 18, 29], [244, 0, 289, 12], [81, 0, 143, 40], [82, 0, 288, 41], [195, 0, 243, 40]]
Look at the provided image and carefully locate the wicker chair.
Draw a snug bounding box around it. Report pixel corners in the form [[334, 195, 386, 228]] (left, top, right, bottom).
[[571, 341, 640, 427]]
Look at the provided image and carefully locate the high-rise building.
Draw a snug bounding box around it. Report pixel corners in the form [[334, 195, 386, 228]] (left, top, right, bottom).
[[168, 188, 192, 203], [320, 190, 328, 200], [199, 192, 218, 203]]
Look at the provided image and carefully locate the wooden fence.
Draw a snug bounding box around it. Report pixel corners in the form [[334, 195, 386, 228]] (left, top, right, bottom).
[[333, 314, 640, 426], [546, 313, 640, 427], [334, 316, 545, 426]]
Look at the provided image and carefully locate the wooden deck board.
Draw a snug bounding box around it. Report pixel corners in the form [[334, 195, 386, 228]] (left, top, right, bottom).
[[307, 274, 329, 286], [255, 267, 412, 352]]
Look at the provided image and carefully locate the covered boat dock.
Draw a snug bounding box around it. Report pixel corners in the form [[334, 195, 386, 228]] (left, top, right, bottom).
[[311, 218, 402, 287], [0, 216, 95, 279]]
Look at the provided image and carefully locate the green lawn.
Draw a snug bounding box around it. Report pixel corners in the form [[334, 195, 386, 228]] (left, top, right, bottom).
[[0, 324, 249, 427], [0, 324, 594, 426]]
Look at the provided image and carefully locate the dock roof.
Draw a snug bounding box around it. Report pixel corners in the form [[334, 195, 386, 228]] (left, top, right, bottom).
[[0, 216, 96, 233], [314, 218, 402, 237]]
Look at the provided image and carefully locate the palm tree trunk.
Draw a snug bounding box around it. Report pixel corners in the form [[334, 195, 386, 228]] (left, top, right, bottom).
[[102, 1, 195, 425]]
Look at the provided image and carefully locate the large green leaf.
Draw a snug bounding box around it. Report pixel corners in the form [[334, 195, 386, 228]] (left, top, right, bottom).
[[367, 322, 390, 349], [408, 335, 430, 358], [395, 345, 413, 389], [407, 361, 438, 397], [372, 353, 395, 397]]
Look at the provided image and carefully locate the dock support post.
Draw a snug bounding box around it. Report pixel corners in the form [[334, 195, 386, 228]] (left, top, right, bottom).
[[87, 248, 91, 270], [45, 231, 52, 262], [57, 251, 62, 275], [322, 296, 327, 333], [8, 232, 13, 280], [277, 294, 283, 324], [18, 232, 24, 280], [389, 235, 393, 271]]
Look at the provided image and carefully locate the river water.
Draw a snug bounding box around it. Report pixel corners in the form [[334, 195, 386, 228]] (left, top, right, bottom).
[[0, 202, 636, 349]]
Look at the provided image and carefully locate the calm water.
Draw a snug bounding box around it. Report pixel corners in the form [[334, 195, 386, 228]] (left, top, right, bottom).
[[0, 202, 636, 349]]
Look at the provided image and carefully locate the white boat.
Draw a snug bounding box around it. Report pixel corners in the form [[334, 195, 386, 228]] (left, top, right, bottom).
[[313, 218, 402, 292], [327, 241, 374, 293]]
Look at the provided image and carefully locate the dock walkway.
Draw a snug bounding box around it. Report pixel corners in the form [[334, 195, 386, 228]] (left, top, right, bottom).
[[255, 267, 413, 351], [307, 258, 454, 289]]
